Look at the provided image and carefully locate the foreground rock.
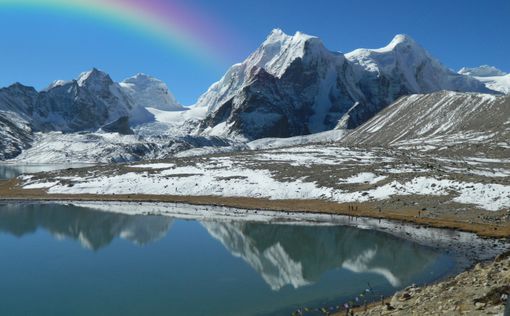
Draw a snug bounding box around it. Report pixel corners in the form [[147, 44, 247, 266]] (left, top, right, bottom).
[[355, 252, 510, 315]]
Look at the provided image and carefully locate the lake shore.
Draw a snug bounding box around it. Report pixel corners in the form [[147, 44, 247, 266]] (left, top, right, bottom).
[[343, 251, 510, 315], [1, 177, 509, 238]]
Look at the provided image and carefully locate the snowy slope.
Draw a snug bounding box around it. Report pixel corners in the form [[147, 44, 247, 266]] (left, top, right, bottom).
[[476, 75, 510, 94], [119, 74, 185, 111], [134, 106, 207, 137], [11, 132, 238, 164], [341, 92, 508, 149], [196, 30, 492, 140], [459, 65, 510, 94], [247, 129, 347, 150]]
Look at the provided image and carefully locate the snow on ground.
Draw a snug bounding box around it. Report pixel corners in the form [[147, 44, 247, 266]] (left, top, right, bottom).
[[21, 143, 510, 212], [340, 172, 387, 184], [250, 146, 394, 167], [247, 128, 347, 150], [147, 106, 207, 123], [471, 75, 510, 94], [41, 167, 330, 200], [129, 163, 175, 169]]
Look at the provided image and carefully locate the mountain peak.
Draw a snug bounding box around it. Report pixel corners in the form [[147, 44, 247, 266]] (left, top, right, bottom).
[[458, 65, 507, 77], [45, 80, 71, 91], [379, 34, 421, 52], [122, 73, 157, 85], [77, 68, 113, 87], [254, 29, 329, 79], [133, 73, 154, 80], [391, 34, 416, 45], [8, 82, 36, 92], [267, 28, 287, 40], [263, 29, 318, 47], [119, 73, 183, 111]]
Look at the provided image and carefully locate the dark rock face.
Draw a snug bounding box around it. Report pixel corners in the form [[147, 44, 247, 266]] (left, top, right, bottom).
[[0, 112, 33, 160], [34, 81, 112, 132], [199, 49, 359, 140], [101, 116, 134, 135], [0, 83, 38, 117]]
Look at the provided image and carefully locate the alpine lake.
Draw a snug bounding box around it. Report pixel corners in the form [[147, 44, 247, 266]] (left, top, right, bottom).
[[0, 164, 487, 316]]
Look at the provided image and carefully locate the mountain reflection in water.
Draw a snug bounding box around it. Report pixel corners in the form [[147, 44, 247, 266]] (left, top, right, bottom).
[[203, 221, 437, 290], [0, 203, 173, 250], [0, 203, 438, 292]]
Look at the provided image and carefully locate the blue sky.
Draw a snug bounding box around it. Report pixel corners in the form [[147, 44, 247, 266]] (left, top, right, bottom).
[[0, 0, 508, 105]]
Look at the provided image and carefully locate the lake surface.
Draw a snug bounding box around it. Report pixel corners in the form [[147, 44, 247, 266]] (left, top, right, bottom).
[[0, 202, 457, 316]]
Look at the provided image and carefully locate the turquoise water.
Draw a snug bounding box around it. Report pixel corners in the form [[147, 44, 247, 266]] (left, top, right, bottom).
[[0, 203, 456, 316]]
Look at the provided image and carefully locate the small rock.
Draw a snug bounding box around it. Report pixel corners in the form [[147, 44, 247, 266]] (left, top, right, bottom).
[[475, 302, 486, 310], [398, 292, 412, 301], [385, 303, 395, 311], [495, 251, 510, 262]]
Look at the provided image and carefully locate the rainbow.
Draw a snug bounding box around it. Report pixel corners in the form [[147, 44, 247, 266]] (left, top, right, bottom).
[[0, 0, 234, 66]]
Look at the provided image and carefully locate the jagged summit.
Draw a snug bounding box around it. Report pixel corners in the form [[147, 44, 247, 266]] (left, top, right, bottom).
[[250, 29, 330, 78], [381, 34, 419, 51], [124, 73, 154, 82], [264, 28, 318, 45], [45, 80, 70, 91], [77, 68, 113, 87], [120, 73, 184, 111], [346, 34, 423, 57], [459, 65, 507, 77]]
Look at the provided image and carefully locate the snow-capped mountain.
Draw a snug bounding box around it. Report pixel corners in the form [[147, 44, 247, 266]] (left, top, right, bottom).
[[196, 29, 361, 140], [119, 73, 185, 111], [33, 68, 154, 132], [196, 30, 492, 140], [459, 65, 510, 94]]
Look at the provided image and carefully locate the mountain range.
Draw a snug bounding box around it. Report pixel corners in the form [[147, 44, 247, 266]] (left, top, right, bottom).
[[196, 30, 492, 140], [0, 29, 508, 162]]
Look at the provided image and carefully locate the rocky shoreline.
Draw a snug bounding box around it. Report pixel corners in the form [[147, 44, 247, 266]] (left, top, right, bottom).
[[349, 252, 510, 315]]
